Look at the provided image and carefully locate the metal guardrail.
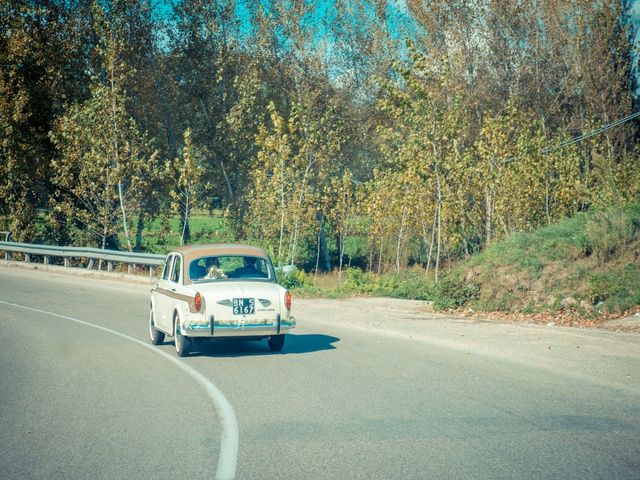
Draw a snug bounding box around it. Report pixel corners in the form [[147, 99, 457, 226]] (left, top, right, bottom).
[[0, 241, 165, 277]]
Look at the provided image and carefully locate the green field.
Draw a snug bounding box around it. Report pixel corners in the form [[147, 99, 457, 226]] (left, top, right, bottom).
[[134, 213, 233, 254]]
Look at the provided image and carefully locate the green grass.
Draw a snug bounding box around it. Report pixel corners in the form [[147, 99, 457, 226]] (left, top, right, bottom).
[[129, 213, 234, 254], [589, 264, 640, 312], [284, 267, 435, 301], [435, 200, 640, 316]]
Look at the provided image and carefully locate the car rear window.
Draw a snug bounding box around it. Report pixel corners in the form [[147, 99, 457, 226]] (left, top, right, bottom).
[[189, 255, 274, 282]]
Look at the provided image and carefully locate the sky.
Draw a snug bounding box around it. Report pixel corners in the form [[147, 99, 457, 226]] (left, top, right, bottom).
[[147, 0, 639, 94]]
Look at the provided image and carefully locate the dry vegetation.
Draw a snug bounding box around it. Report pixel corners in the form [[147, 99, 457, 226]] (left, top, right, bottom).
[[437, 201, 640, 320], [283, 201, 640, 325]]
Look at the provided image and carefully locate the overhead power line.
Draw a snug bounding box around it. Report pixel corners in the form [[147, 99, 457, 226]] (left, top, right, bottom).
[[350, 109, 640, 184], [505, 110, 640, 163]]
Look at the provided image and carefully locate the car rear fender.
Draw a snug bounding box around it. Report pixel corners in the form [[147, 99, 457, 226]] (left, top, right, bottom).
[[150, 295, 157, 314], [173, 304, 188, 333]]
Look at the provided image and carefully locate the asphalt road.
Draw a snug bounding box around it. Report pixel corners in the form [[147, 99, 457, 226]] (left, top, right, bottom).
[[1, 265, 639, 479]]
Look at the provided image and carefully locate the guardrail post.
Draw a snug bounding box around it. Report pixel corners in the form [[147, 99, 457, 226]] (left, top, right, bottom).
[[44, 256, 50, 265], [5, 251, 12, 261], [87, 259, 94, 270], [25, 253, 31, 263], [149, 266, 154, 278], [64, 258, 69, 268], [107, 261, 113, 272], [127, 264, 132, 274]]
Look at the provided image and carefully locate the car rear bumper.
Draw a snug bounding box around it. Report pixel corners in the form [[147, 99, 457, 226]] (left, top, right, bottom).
[[182, 316, 295, 338]]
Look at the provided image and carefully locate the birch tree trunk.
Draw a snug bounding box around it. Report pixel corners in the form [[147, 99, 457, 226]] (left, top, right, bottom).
[[181, 187, 190, 245], [338, 234, 345, 280], [118, 181, 133, 251], [109, 68, 133, 252], [484, 188, 492, 244], [277, 157, 285, 263], [288, 158, 312, 266], [424, 211, 436, 278], [314, 228, 321, 278], [435, 170, 442, 283], [395, 207, 406, 275], [99, 225, 108, 270], [316, 211, 331, 272], [220, 158, 233, 198]]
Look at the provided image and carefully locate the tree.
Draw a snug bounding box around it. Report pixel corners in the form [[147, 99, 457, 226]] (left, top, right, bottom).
[[245, 102, 296, 264], [246, 96, 349, 267], [168, 128, 207, 245], [371, 47, 469, 279], [329, 171, 360, 279], [0, 0, 91, 241], [51, 82, 159, 250]]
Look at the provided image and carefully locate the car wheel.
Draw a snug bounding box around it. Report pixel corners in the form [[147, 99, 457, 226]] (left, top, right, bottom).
[[174, 315, 191, 357], [149, 310, 165, 345], [268, 334, 285, 352]]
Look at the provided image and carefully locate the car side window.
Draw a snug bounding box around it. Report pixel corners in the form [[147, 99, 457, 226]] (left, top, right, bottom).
[[171, 255, 181, 284], [161, 255, 173, 281]]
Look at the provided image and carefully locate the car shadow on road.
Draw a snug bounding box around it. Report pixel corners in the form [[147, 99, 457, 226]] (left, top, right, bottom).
[[184, 333, 340, 358]]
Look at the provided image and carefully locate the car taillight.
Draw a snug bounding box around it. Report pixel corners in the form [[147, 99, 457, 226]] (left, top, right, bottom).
[[284, 290, 291, 311], [194, 292, 202, 312]]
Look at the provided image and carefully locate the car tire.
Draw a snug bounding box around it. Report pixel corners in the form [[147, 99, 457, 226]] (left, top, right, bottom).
[[268, 334, 285, 352], [174, 315, 191, 357], [149, 310, 165, 345]]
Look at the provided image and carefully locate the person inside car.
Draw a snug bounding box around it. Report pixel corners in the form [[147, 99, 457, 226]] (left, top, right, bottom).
[[231, 256, 266, 278], [205, 256, 227, 279]]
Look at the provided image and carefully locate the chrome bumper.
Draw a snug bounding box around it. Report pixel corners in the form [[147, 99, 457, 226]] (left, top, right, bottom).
[[182, 316, 295, 338]]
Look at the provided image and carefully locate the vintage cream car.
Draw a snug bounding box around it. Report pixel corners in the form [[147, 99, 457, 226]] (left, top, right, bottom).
[[149, 244, 295, 357]]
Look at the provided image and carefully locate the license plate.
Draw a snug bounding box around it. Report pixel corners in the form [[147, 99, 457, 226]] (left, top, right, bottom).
[[232, 298, 255, 315]]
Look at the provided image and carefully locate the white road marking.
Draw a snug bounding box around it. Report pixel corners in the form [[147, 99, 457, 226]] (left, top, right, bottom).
[[0, 299, 239, 480]]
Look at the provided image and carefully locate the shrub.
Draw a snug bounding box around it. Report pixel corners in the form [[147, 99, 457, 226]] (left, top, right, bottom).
[[432, 274, 480, 309], [585, 209, 636, 263], [277, 267, 312, 289], [385, 272, 432, 299], [588, 264, 640, 311], [343, 267, 376, 292], [589, 273, 622, 304]]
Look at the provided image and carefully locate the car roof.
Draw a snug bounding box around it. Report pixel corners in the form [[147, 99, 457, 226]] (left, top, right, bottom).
[[172, 243, 270, 264]]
